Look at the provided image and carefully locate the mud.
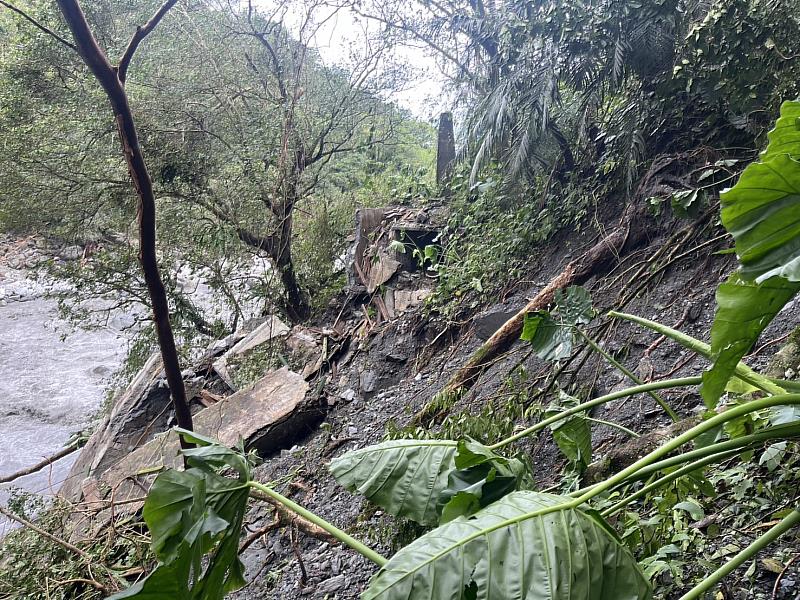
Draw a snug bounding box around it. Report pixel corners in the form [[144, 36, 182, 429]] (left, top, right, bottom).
[[226, 206, 800, 599]]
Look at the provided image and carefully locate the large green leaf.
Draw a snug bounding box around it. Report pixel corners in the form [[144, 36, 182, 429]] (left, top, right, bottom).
[[362, 491, 651, 600], [109, 432, 250, 600], [702, 100, 800, 408], [546, 391, 592, 468], [438, 440, 527, 523], [329, 439, 458, 526], [721, 100, 800, 282], [556, 286, 594, 325], [701, 274, 800, 408], [521, 287, 595, 361], [522, 311, 575, 360]]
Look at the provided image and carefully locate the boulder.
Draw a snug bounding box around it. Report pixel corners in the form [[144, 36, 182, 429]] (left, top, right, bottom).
[[66, 368, 317, 535], [60, 352, 169, 501], [212, 315, 290, 388], [473, 308, 518, 340], [393, 289, 430, 313]]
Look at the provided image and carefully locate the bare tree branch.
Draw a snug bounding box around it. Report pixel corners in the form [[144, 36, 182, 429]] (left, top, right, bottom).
[[0, 0, 76, 50], [117, 0, 179, 84]]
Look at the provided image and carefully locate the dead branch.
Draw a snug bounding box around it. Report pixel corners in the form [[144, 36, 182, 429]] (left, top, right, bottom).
[[0, 505, 90, 560], [239, 515, 281, 553], [250, 490, 336, 544], [0, 443, 79, 484], [52, 577, 108, 592]]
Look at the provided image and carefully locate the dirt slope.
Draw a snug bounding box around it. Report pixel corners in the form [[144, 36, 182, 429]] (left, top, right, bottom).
[[228, 204, 800, 599]]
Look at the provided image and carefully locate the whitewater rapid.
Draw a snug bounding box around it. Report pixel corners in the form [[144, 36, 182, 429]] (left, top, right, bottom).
[[0, 269, 127, 530]]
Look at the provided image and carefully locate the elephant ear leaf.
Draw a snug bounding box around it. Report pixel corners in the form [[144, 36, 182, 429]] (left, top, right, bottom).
[[723, 100, 800, 283], [109, 432, 250, 600], [522, 286, 595, 361], [701, 275, 797, 408], [546, 391, 592, 468], [329, 439, 458, 525], [437, 440, 527, 523], [702, 101, 800, 408], [362, 490, 652, 600]]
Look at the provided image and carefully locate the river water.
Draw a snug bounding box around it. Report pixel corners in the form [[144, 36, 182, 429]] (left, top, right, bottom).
[[0, 268, 127, 532]]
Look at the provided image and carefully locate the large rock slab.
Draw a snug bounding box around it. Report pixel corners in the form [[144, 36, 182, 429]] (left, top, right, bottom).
[[66, 368, 316, 536], [71, 368, 310, 500], [213, 315, 290, 389], [60, 352, 169, 501]]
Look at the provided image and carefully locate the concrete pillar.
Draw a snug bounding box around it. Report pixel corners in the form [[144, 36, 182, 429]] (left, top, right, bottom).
[[436, 112, 456, 186]]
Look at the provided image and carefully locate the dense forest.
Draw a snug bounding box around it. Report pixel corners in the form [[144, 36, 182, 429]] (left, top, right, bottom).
[[1, 0, 800, 598]]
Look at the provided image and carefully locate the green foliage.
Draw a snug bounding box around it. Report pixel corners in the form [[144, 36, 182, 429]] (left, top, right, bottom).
[[546, 391, 592, 470], [431, 169, 593, 311], [0, 0, 435, 329], [109, 430, 252, 600], [673, 0, 800, 132], [361, 491, 651, 600], [0, 491, 148, 600], [702, 100, 800, 409], [614, 441, 800, 598], [521, 286, 594, 361], [701, 275, 800, 408], [721, 101, 800, 282], [328, 439, 458, 526], [437, 439, 527, 524]]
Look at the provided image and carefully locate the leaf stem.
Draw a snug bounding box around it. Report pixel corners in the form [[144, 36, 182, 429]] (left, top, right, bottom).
[[569, 422, 800, 497], [574, 327, 678, 421], [677, 509, 800, 600], [601, 448, 743, 516], [248, 481, 388, 567], [488, 376, 700, 450], [585, 417, 640, 437], [608, 311, 785, 396], [572, 395, 800, 506]]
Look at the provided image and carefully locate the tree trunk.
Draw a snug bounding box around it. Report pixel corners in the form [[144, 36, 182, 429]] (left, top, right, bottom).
[[56, 0, 194, 444], [279, 253, 309, 322], [274, 199, 310, 322]]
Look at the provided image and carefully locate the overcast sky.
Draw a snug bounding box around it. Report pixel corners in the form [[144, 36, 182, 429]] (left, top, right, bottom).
[[276, 2, 450, 121]]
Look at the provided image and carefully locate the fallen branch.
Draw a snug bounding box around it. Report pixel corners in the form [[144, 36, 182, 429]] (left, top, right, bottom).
[[437, 202, 652, 402], [51, 577, 108, 592], [239, 515, 281, 553], [0, 505, 90, 560], [0, 443, 79, 484], [250, 490, 336, 544]]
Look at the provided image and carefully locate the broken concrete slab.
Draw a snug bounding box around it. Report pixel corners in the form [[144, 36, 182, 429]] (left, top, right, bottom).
[[348, 206, 448, 292], [383, 288, 397, 319], [229, 316, 290, 355], [348, 208, 386, 288]]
